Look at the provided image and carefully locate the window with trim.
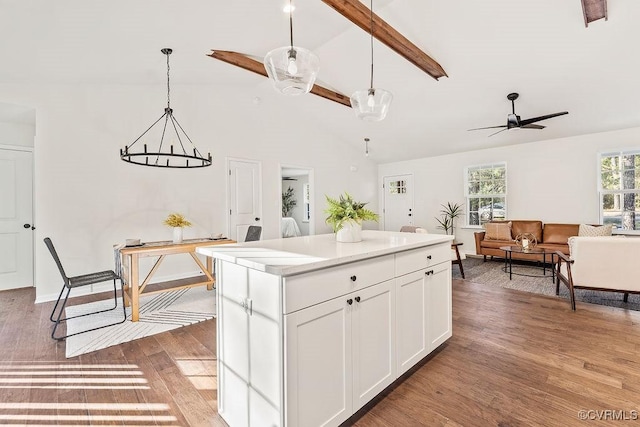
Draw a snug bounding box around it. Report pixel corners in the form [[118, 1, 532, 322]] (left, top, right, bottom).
[[599, 150, 639, 231], [465, 163, 507, 226], [303, 183, 311, 222]]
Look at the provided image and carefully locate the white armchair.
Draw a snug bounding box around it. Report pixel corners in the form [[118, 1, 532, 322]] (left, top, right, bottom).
[[555, 236, 640, 310]]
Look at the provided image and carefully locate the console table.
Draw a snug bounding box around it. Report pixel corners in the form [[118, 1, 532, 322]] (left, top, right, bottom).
[[118, 238, 234, 321]]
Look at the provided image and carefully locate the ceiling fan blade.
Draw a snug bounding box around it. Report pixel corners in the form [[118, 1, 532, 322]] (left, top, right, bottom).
[[520, 124, 546, 130], [519, 111, 568, 126], [467, 125, 507, 131], [488, 128, 508, 137]]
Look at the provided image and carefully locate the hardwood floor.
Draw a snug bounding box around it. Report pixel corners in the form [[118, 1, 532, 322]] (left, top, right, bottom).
[[1, 279, 639, 426]]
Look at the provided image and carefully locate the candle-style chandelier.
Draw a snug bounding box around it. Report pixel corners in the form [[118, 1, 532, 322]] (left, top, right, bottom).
[[120, 48, 212, 168]]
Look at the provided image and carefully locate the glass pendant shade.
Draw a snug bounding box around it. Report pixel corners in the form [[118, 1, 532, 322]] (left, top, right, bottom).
[[350, 88, 393, 121], [264, 46, 319, 95]]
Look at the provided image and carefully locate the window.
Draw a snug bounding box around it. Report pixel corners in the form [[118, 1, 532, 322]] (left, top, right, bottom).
[[599, 150, 639, 231], [303, 183, 311, 222], [388, 179, 407, 194], [465, 163, 507, 226]]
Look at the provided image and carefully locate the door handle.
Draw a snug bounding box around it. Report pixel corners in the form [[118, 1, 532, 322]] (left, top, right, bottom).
[[255, 217, 260, 221], [23, 224, 35, 230]]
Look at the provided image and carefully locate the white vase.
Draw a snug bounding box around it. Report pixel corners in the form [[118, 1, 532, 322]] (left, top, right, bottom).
[[336, 220, 362, 243], [172, 227, 183, 243]]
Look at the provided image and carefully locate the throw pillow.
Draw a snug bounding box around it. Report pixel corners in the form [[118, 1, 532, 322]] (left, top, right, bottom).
[[578, 224, 613, 237], [484, 221, 512, 240]]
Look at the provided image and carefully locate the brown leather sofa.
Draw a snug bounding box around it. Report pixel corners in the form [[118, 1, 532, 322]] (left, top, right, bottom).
[[474, 220, 579, 262]]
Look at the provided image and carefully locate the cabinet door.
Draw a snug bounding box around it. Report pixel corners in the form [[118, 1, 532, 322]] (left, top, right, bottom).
[[285, 296, 352, 427], [351, 280, 396, 412], [395, 270, 429, 375], [427, 262, 452, 350], [217, 262, 282, 427]]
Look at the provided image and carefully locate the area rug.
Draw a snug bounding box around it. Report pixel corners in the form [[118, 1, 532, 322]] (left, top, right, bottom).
[[454, 257, 640, 311], [65, 287, 216, 358]]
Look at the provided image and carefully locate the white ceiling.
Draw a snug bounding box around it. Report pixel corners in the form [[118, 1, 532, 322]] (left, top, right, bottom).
[[2, 0, 639, 163]]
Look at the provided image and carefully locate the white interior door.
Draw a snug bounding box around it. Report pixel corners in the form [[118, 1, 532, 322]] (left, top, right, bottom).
[[0, 148, 34, 290], [228, 159, 262, 242], [382, 174, 414, 231]]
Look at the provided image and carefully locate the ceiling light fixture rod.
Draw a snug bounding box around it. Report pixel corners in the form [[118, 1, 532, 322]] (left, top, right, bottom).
[[289, 0, 294, 49]]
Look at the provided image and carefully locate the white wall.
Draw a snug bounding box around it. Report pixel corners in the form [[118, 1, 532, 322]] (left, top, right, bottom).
[[378, 126, 640, 254], [0, 82, 378, 302]]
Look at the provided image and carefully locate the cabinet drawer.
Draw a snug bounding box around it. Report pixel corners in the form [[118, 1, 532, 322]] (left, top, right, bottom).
[[283, 255, 394, 314], [395, 243, 450, 276]]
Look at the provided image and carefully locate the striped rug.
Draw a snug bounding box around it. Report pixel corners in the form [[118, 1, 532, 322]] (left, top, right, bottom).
[[64, 287, 216, 358]]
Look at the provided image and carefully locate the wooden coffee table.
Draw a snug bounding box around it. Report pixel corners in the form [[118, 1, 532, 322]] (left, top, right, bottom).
[[499, 246, 555, 281]]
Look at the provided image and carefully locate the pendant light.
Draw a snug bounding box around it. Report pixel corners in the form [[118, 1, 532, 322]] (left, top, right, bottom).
[[350, 0, 392, 121], [264, 0, 320, 95], [120, 48, 212, 168]]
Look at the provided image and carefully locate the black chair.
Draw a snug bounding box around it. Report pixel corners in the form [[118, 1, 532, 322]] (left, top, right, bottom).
[[45, 237, 127, 341], [245, 226, 262, 242]]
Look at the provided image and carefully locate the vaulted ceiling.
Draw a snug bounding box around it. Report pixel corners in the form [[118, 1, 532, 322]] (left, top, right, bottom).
[[1, 0, 637, 163]]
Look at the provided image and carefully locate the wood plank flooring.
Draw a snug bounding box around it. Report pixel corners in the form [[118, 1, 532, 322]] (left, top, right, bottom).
[[1, 279, 639, 426]]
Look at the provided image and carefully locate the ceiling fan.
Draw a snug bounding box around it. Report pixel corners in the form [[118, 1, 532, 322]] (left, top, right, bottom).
[[468, 93, 568, 137]]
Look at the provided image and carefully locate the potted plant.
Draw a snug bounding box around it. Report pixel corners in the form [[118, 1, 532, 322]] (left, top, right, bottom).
[[435, 202, 463, 235], [282, 186, 297, 217], [163, 213, 192, 243], [325, 192, 379, 242]]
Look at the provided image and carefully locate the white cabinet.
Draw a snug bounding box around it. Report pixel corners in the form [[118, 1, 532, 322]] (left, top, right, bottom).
[[285, 280, 395, 427], [396, 260, 452, 376], [427, 262, 452, 349], [206, 234, 453, 427], [396, 270, 429, 375], [217, 262, 283, 427]]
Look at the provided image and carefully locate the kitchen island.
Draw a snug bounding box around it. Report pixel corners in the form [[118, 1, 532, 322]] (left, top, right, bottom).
[[197, 230, 454, 427]]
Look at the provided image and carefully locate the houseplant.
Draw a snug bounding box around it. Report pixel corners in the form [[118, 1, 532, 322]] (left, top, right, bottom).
[[282, 186, 297, 217], [435, 202, 463, 235], [163, 213, 192, 243], [325, 192, 379, 242]]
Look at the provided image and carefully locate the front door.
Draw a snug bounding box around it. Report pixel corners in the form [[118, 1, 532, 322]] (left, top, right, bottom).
[[382, 174, 414, 232], [0, 148, 34, 290], [228, 159, 262, 242]]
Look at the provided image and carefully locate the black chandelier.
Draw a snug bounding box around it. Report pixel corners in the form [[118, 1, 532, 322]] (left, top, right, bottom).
[[120, 48, 212, 168]]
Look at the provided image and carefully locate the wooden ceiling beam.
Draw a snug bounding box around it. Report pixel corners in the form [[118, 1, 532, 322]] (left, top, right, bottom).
[[321, 0, 447, 80], [207, 50, 352, 108], [581, 0, 607, 27]]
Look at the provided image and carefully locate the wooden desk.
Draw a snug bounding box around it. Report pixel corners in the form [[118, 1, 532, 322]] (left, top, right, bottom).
[[118, 238, 235, 321]]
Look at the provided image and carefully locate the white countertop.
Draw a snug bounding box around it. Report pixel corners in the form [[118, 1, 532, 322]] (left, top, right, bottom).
[[196, 230, 453, 276]]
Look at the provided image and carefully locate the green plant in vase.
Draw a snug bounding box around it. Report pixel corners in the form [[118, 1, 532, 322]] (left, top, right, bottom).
[[325, 192, 378, 242]]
